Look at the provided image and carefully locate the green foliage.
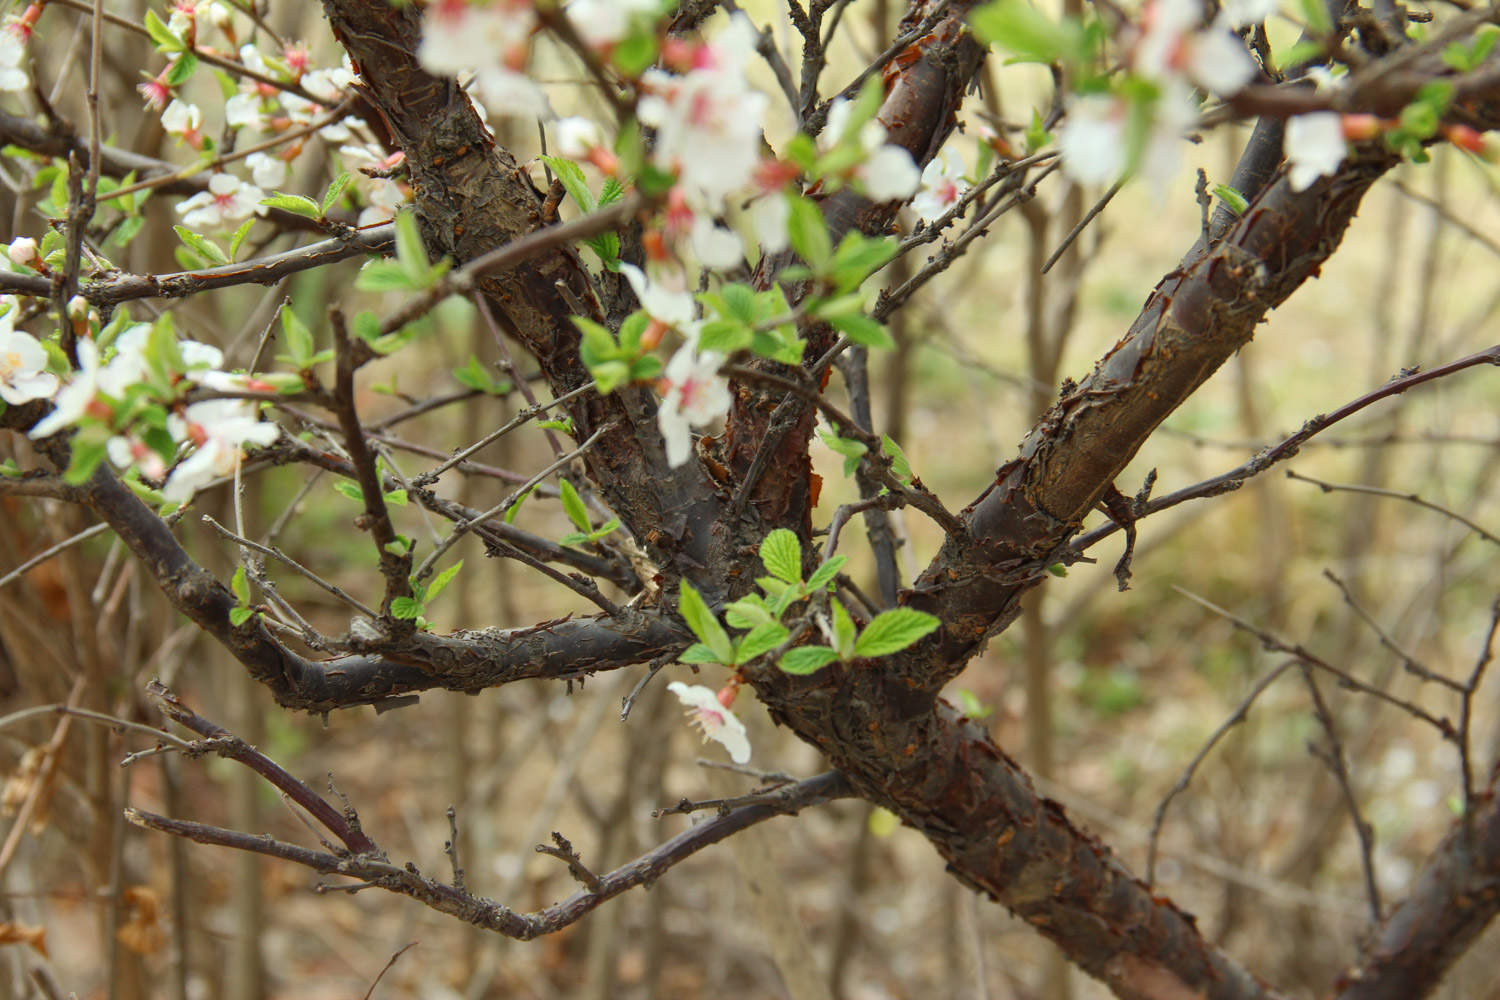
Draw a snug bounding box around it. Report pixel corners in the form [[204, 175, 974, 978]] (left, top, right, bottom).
[[391, 560, 464, 624], [972, 0, 1089, 67]]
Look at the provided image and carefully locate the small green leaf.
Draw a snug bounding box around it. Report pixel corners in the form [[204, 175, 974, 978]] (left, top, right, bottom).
[[724, 597, 775, 629], [537, 417, 574, 433], [854, 607, 940, 658], [1298, 0, 1332, 35], [779, 646, 839, 675], [321, 171, 353, 215], [229, 606, 255, 626], [539, 155, 595, 212], [424, 559, 464, 604], [355, 259, 419, 292], [173, 226, 230, 266], [955, 688, 994, 720], [231, 565, 251, 604], [1048, 562, 1068, 577], [734, 622, 790, 664], [678, 642, 723, 664], [1213, 183, 1249, 215], [829, 312, 894, 349], [279, 304, 315, 367], [333, 481, 364, 501], [393, 209, 431, 282], [832, 598, 857, 659], [785, 194, 832, 271], [760, 528, 803, 584], [504, 485, 535, 523], [259, 193, 322, 220], [805, 555, 847, 592], [390, 596, 424, 619], [164, 51, 198, 85], [678, 580, 734, 664], [143, 9, 182, 50], [881, 435, 913, 485], [383, 488, 409, 506], [559, 478, 592, 532], [971, 0, 1087, 66], [227, 218, 256, 260]]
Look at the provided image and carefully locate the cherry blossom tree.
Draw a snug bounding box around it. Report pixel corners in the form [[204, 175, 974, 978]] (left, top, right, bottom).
[[2, 0, 1500, 997]]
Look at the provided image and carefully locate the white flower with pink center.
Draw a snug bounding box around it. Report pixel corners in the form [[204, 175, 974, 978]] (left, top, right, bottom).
[[1057, 95, 1127, 185], [821, 98, 921, 202], [1133, 0, 1258, 97], [176, 173, 264, 230], [657, 344, 730, 468], [667, 682, 750, 763], [910, 147, 969, 221], [638, 15, 767, 203]]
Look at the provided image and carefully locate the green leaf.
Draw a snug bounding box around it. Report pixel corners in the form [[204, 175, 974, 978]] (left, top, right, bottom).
[[163, 52, 199, 86], [734, 622, 790, 664], [393, 209, 430, 282], [805, 555, 847, 593], [453, 355, 507, 393], [697, 318, 752, 354], [173, 226, 230, 266], [1213, 183, 1249, 215], [829, 233, 897, 293], [504, 485, 535, 523], [229, 606, 255, 627], [785, 194, 832, 271], [144, 9, 182, 50], [539, 155, 595, 212], [424, 559, 464, 604], [321, 171, 353, 215], [231, 565, 251, 604], [854, 607, 940, 658], [64, 429, 109, 486], [537, 417, 575, 433], [818, 428, 868, 477], [955, 688, 994, 720], [724, 596, 775, 629], [831, 598, 857, 659], [678, 642, 723, 664], [333, 481, 364, 501], [678, 580, 734, 664], [828, 312, 894, 349], [390, 596, 424, 619], [260, 193, 322, 220], [355, 259, 419, 292], [1298, 0, 1332, 35], [383, 488, 408, 506], [779, 646, 838, 675], [881, 435, 913, 485], [279, 304, 315, 367], [227, 218, 256, 260], [559, 478, 592, 532], [760, 528, 803, 584], [971, 0, 1087, 66]]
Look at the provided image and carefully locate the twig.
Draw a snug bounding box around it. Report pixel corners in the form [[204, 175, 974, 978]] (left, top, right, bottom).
[[0, 522, 110, 591], [200, 514, 379, 619], [536, 832, 603, 892], [1040, 180, 1123, 274], [1287, 468, 1500, 548], [361, 942, 418, 1000]]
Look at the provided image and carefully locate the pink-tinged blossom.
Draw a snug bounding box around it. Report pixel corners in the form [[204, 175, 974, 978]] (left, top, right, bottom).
[[637, 15, 766, 202], [0, 27, 28, 92], [910, 147, 969, 221], [29, 338, 112, 438], [162, 100, 204, 147], [163, 399, 280, 502], [137, 65, 175, 109], [1133, 0, 1258, 97], [1284, 112, 1346, 191], [657, 344, 730, 468], [356, 177, 409, 227], [666, 682, 751, 763], [176, 173, 264, 230], [107, 435, 168, 481], [5, 237, 37, 267], [0, 314, 58, 406]]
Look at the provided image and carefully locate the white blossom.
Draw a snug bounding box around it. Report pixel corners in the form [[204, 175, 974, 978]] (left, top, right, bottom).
[[29, 338, 108, 438], [749, 194, 789, 254], [638, 16, 766, 202], [0, 29, 29, 92], [163, 398, 280, 502], [1285, 112, 1346, 191], [1219, 0, 1279, 29], [1057, 95, 1127, 186], [225, 93, 266, 130], [0, 314, 58, 406], [657, 344, 730, 467], [161, 99, 201, 139], [554, 116, 603, 158], [176, 173, 264, 230], [621, 264, 697, 334], [5, 237, 37, 267], [567, 0, 659, 48], [666, 682, 751, 763], [822, 98, 921, 201], [245, 152, 286, 189]]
